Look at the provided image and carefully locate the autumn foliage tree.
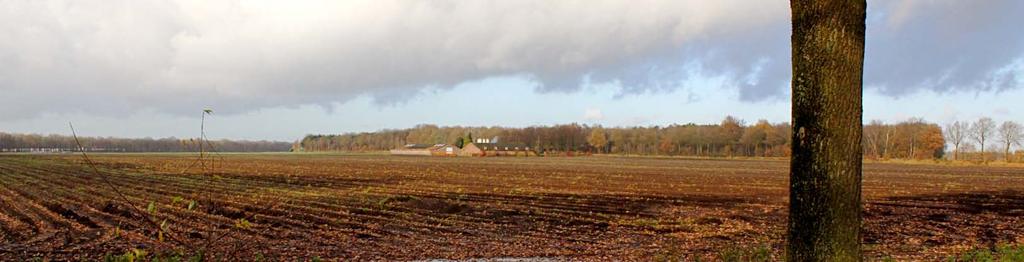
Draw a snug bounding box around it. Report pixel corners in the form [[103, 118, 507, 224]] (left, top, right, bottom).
[[293, 117, 951, 161], [586, 127, 608, 153], [889, 119, 944, 159], [740, 120, 772, 157]]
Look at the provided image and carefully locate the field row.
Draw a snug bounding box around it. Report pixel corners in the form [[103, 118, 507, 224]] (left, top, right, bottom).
[[1, 154, 1023, 260]]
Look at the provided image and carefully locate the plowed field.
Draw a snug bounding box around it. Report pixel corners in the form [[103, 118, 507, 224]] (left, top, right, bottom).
[[1, 154, 1022, 260]]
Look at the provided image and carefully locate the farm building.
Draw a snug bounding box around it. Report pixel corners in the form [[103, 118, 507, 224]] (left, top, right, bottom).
[[461, 142, 536, 157], [391, 136, 535, 157], [389, 144, 459, 156]]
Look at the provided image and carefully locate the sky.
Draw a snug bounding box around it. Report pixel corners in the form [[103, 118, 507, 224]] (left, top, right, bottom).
[[1, 0, 1023, 142]]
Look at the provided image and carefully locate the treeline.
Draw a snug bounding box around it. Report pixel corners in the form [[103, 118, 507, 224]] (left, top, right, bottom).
[[943, 117, 1024, 162], [298, 116, 947, 159], [863, 118, 945, 160], [299, 118, 791, 157], [0, 132, 292, 152]]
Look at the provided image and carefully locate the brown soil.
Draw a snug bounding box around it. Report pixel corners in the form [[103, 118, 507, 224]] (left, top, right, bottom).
[[0, 154, 1021, 260]]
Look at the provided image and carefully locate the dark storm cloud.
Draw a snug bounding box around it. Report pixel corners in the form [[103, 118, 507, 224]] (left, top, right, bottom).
[[865, 1, 1024, 96], [0, 0, 1020, 121]]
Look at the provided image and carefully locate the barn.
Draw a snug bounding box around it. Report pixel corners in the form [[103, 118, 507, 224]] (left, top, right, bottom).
[[430, 144, 460, 157], [390, 144, 434, 156], [390, 144, 460, 156], [460, 142, 535, 157]]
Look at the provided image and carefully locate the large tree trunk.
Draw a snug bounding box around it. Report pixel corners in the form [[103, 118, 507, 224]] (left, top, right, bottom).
[[788, 0, 866, 261]]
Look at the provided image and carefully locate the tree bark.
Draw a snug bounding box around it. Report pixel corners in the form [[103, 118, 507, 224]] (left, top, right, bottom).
[[981, 139, 986, 163], [953, 143, 958, 161], [1006, 143, 1012, 162], [788, 0, 865, 261]]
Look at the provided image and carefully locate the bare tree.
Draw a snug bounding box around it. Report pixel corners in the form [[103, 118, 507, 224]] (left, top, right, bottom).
[[788, 0, 865, 260], [945, 121, 968, 161], [998, 121, 1023, 162], [864, 120, 894, 159], [971, 117, 996, 162], [864, 120, 883, 158]]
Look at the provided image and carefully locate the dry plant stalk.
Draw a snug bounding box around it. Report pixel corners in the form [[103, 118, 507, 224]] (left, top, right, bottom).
[[65, 110, 287, 258], [69, 122, 191, 248]]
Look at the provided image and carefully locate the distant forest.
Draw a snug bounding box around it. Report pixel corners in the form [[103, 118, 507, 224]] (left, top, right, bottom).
[[0, 132, 292, 152], [297, 116, 950, 160]]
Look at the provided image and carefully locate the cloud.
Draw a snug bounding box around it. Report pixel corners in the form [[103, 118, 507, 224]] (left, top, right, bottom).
[[583, 108, 604, 122], [865, 1, 1024, 96], [0, 0, 1021, 121]]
